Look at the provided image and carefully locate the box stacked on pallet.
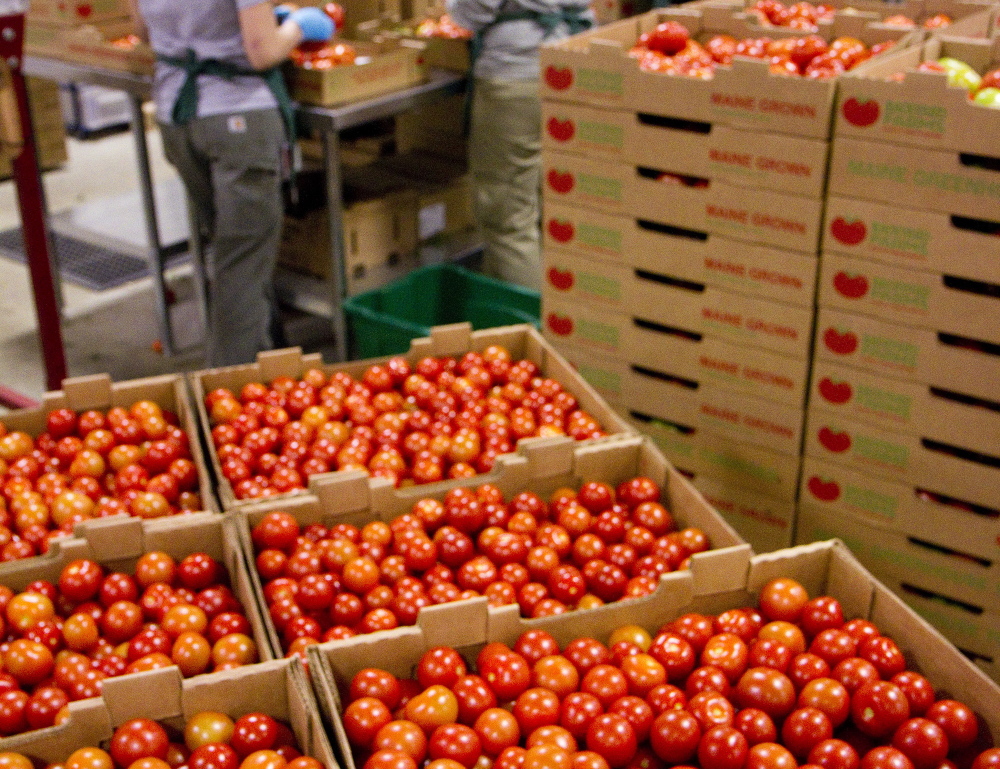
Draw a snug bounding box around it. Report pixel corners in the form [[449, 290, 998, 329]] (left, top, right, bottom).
[[536, 2, 922, 552], [799, 31, 1000, 679]]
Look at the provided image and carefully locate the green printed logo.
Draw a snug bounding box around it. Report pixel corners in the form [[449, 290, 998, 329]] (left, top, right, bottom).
[[577, 223, 623, 254], [578, 317, 619, 348], [883, 101, 947, 135], [869, 222, 931, 258], [577, 271, 621, 301], [578, 120, 624, 149], [579, 174, 622, 202], [855, 384, 912, 421], [860, 335, 919, 369], [871, 277, 930, 310], [577, 68, 623, 97], [577, 364, 622, 396], [842, 483, 898, 519], [853, 434, 910, 469]]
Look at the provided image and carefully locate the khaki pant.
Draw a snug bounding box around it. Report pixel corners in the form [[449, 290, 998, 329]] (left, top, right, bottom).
[[468, 77, 542, 291], [160, 109, 285, 367]]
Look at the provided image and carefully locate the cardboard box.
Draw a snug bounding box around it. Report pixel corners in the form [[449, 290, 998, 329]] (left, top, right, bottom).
[[233, 434, 749, 659], [814, 305, 1000, 403], [394, 93, 467, 160], [0, 658, 336, 766], [190, 324, 634, 511], [543, 201, 819, 308], [810, 356, 1000, 454], [822, 193, 1000, 284], [541, 101, 832, 198], [0, 372, 217, 515], [690, 474, 796, 552], [27, 0, 131, 25], [543, 276, 815, 359], [829, 134, 1000, 223], [819, 250, 1000, 343], [309, 538, 1000, 769], [543, 148, 825, 254], [406, 24, 471, 71], [539, 5, 916, 138], [799, 453, 1000, 561], [415, 174, 473, 241], [836, 31, 1000, 155], [285, 39, 426, 107], [25, 18, 154, 75], [628, 412, 802, 501], [796, 500, 1000, 620]]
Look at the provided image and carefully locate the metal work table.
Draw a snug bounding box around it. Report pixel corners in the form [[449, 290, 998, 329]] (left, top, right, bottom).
[[22, 55, 466, 361]]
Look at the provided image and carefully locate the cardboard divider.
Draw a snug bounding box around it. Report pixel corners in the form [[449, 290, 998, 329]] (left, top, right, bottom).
[[0, 658, 338, 768], [190, 324, 633, 512], [821, 193, 1000, 285], [232, 433, 750, 660], [309, 539, 1000, 769]]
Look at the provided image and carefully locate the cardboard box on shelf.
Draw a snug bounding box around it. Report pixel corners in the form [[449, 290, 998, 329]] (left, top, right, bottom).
[[541, 100, 831, 198], [25, 18, 154, 75], [394, 93, 467, 160], [809, 356, 1000, 450], [543, 148, 825, 253], [27, 0, 131, 25], [799, 454, 1000, 563], [690, 473, 796, 552], [814, 304, 1000, 403], [539, 4, 918, 137], [0, 372, 217, 514], [232, 434, 749, 659], [543, 201, 819, 308], [821, 194, 1000, 284], [284, 39, 426, 107], [628, 412, 803, 501], [836, 31, 1000, 156], [415, 174, 473, 241], [543, 275, 815, 360], [190, 324, 633, 511], [829, 133, 1000, 224], [308, 538, 1000, 769], [0, 658, 336, 766]]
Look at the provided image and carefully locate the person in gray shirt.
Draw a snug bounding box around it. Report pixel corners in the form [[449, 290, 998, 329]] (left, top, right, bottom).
[[446, 0, 593, 291], [126, 0, 334, 366]]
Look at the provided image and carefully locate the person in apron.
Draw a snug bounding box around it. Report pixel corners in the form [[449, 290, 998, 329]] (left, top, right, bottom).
[[125, 0, 334, 366], [446, 0, 593, 291]]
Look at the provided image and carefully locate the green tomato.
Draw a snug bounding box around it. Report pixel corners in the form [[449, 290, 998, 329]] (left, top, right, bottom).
[[973, 86, 1000, 108], [938, 56, 982, 93]]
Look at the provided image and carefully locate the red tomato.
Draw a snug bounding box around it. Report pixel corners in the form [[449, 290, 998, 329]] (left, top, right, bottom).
[[110, 719, 171, 768], [850, 681, 911, 740]]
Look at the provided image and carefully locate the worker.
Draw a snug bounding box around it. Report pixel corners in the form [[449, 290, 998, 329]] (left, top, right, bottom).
[[446, 0, 593, 291], [125, 0, 335, 367]]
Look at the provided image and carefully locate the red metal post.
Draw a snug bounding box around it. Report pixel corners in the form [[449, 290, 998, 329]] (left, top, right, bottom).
[[2, 12, 67, 391]]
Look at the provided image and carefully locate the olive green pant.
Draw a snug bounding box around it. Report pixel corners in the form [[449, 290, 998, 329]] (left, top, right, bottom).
[[468, 77, 543, 291]]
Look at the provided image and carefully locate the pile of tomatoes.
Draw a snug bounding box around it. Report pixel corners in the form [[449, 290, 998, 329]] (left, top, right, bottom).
[[289, 42, 358, 69], [414, 14, 473, 40], [630, 19, 896, 79], [0, 401, 205, 562], [251, 477, 711, 655], [205, 346, 609, 499], [0, 711, 324, 769], [340, 577, 1000, 769], [0, 553, 259, 736]]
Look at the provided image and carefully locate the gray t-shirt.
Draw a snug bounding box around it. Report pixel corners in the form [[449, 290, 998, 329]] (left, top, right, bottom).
[[445, 0, 593, 81], [138, 0, 278, 124]]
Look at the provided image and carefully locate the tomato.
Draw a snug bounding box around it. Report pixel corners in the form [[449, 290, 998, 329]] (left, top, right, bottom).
[[850, 681, 911, 740], [972, 749, 1000, 769], [890, 718, 949, 769], [734, 668, 796, 720], [427, 723, 481, 768], [189, 744, 239, 769], [184, 711, 236, 750], [512, 687, 561, 733], [66, 748, 114, 769], [799, 677, 850, 728], [758, 579, 810, 623], [473, 708, 520, 757], [733, 708, 777, 746], [923, 700, 978, 752], [800, 597, 844, 638], [373, 720, 428, 763], [746, 742, 797, 769], [451, 674, 497, 725], [479, 649, 531, 701], [581, 664, 629, 709], [858, 636, 906, 679], [832, 658, 880, 694], [700, 634, 748, 684], [586, 713, 637, 768], [564, 638, 613, 676], [416, 647, 467, 689], [781, 707, 833, 759], [514, 630, 560, 665], [110, 719, 171, 768], [809, 739, 861, 769], [859, 746, 914, 769], [403, 685, 459, 733], [889, 672, 935, 718], [698, 725, 749, 769], [649, 709, 701, 764], [533, 655, 580, 698], [648, 633, 696, 682]]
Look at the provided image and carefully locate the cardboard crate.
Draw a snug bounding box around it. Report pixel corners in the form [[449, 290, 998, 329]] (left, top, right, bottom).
[[0, 372, 217, 516], [0, 658, 336, 766], [308, 538, 1000, 769], [299, 0, 404, 37], [809, 356, 1000, 453], [549, 325, 809, 408], [814, 305, 1000, 403], [690, 473, 796, 553], [543, 201, 819, 308], [628, 412, 803, 501], [539, 4, 917, 138], [394, 93, 467, 161], [284, 39, 426, 107], [819, 251, 1000, 343], [232, 434, 749, 659], [543, 277, 815, 360], [829, 134, 1000, 224], [190, 324, 633, 511], [796, 500, 1000, 626], [542, 100, 831, 198], [27, 0, 131, 25], [799, 452, 1000, 562], [25, 18, 154, 76], [543, 148, 825, 253], [822, 194, 1000, 284], [836, 30, 1000, 156]]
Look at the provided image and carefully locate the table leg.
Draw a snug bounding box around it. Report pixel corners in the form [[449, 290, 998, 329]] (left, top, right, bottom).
[[322, 127, 348, 362]]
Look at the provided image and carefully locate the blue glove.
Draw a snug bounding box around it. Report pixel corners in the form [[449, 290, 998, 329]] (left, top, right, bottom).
[[290, 7, 335, 41], [274, 3, 293, 22]]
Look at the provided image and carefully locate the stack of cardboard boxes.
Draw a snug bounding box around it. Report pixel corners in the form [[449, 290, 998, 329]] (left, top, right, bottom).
[[0, 77, 68, 180], [797, 31, 1000, 680]]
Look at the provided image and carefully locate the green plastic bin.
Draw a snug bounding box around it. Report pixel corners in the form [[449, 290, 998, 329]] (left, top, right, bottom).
[[343, 263, 541, 359]]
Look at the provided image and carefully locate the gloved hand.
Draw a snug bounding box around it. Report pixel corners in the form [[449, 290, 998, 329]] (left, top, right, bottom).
[[273, 3, 293, 22], [289, 6, 335, 41]]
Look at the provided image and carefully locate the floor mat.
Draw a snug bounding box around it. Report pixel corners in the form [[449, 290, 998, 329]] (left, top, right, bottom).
[[0, 229, 151, 291]]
